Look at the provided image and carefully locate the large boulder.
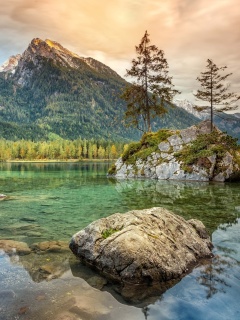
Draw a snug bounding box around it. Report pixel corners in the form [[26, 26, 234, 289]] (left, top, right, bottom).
[[69, 207, 213, 300]]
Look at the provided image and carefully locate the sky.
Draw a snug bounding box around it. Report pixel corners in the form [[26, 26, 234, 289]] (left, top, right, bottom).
[[0, 0, 240, 107]]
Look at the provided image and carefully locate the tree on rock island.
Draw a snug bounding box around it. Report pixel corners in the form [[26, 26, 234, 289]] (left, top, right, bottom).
[[194, 59, 240, 132], [121, 31, 180, 133]]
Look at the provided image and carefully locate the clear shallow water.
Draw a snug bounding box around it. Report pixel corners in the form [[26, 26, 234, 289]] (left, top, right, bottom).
[[0, 162, 240, 319]]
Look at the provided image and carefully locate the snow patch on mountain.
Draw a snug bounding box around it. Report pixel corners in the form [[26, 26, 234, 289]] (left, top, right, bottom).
[[0, 54, 21, 74], [174, 99, 209, 120]]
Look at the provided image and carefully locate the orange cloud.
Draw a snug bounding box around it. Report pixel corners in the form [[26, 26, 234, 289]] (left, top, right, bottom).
[[0, 0, 239, 104]]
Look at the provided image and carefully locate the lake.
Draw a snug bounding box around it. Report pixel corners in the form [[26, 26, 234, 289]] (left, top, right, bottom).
[[0, 162, 240, 319]]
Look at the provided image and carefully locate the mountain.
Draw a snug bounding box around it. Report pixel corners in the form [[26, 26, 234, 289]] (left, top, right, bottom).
[[174, 99, 208, 120], [0, 54, 21, 73], [175, 99, 240, 140], [0, 38, 199, 141]]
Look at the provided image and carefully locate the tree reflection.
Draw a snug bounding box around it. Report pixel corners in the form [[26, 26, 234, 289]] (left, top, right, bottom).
[[197, 245, 239, 299], [142, 306, 150, 319], [113, 178, 240, 234]]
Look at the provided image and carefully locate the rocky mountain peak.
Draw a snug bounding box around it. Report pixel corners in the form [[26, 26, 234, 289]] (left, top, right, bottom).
[[5, 38, 123, 86], [22, 37, 81, 68]]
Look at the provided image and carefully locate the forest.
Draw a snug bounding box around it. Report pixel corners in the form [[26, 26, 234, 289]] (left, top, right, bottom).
[[0, 138, 125, 161]]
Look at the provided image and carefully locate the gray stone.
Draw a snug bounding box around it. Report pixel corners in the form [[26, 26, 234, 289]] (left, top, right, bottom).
[[185, 165, 209, 181], [180, 126, 197, 143], [111, 121, 240, 182], [173, 144, 183, 152], [167, 134, 183, 146], [158, 141, 170, 152], [156, 161, 180, 180], [151, 152, 161, 160], [212, 172, 225, 182], [208, 154, 217, 177], [115, 162, 127, 178], [221, 151, 233, 167], [197, 121, 212, 134], [69, 207, 213, 287], [160, 152, 169, 159]]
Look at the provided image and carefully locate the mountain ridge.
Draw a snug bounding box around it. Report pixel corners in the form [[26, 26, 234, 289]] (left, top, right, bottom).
[[0, 38, 215, 141], [175, 99, 240, 140]]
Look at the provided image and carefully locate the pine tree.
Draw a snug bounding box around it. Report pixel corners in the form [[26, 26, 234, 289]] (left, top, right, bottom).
[[194, 59, 240, 131], [121, 30, 180, 132]]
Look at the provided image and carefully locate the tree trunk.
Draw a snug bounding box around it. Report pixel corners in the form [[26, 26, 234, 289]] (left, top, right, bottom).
[[210, 71, 213, 132]]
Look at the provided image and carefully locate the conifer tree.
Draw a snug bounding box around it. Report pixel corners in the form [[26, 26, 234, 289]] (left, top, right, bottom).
[[121, 30, 180, 132], [194, 59, 240, 131]]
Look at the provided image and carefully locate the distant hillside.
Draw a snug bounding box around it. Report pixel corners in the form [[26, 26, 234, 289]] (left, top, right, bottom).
[[0, 38, 199, 141]]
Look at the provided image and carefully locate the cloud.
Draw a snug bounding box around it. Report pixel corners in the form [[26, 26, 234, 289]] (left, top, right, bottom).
[[0, 0, 239, 104]]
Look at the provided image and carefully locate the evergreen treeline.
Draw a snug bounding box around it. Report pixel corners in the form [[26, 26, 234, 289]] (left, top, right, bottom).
[[0, 138, 126, 161]]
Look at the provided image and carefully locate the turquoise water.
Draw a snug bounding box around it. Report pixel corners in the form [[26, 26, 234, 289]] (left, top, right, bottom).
[[0, 162, 240, 319]]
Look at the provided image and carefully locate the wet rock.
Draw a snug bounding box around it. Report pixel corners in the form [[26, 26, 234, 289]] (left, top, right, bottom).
[[17, 251, 71, 282], [70, 207, 213, 297], [38, 260, 70, 281], [26, 231, 42, 237], [0, 239, 31, 255], [87, 276, 107, 290], [69, 296, 110, 320], [31, 241, 70, 253]]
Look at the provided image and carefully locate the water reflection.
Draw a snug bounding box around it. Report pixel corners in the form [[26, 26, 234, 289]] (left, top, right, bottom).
[[112, 178, 240, 233], [1, 163, 240, 319]]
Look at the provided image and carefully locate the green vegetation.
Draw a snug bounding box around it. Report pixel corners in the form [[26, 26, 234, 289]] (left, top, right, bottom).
[[121, 30, 180, 133], [0, 138, 125, 161], [174, 130, 239, 173], [0, 41, 200, 142], [121, 129, 172, 164], [108, 128, 173, 174], [194, 59, 240, 131], [102, 228, 122, 239]]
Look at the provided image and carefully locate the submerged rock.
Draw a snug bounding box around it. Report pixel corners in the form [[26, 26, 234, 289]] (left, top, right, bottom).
[[30, 240, 69, 253], [0, 239, 31, 255], [69, 207, 213, 300]]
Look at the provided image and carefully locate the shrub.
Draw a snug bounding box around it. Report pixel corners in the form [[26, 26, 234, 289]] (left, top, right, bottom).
[[121, 129, 172, 164], [122, 142, 141, 162], [174, 130, 238, 172], [102, 228, 122, 239]]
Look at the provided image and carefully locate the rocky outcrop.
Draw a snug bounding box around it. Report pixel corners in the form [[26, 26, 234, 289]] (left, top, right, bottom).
[[110, 121, 240, 182], [69, 207, 213, 300]]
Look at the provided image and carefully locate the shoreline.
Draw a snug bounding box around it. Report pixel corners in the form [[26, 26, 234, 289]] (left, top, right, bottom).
[[3, 159, 116, 163]]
